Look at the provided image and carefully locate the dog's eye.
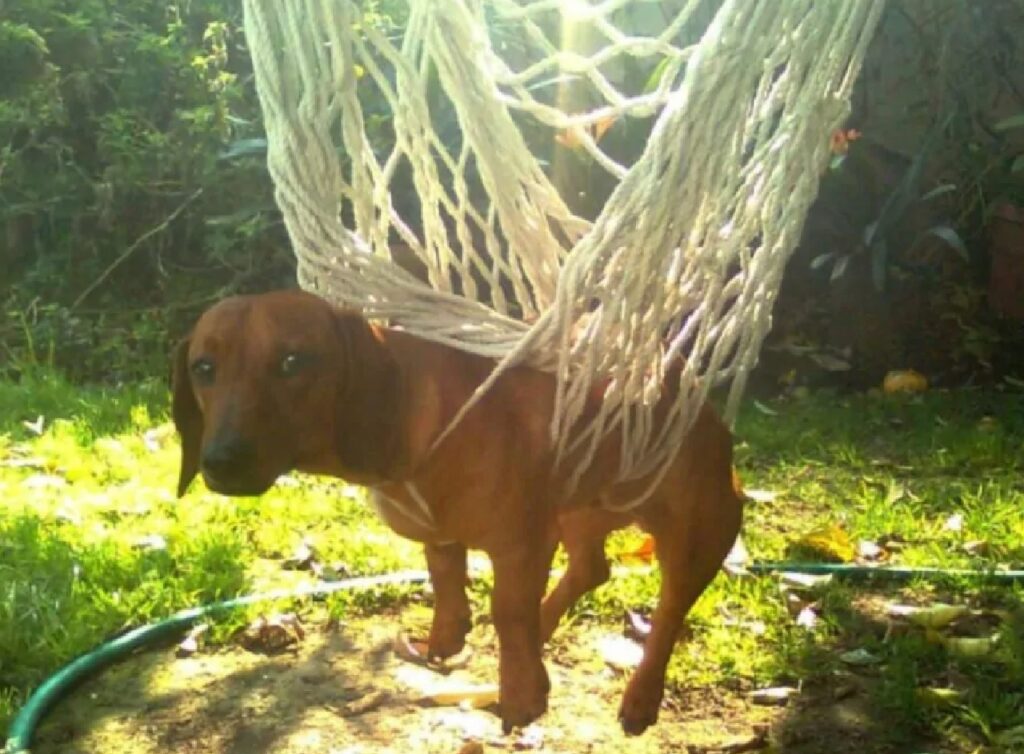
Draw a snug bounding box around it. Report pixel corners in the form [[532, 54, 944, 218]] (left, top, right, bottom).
[[190, 358, 215, 384], [278, 352, 309, 377]]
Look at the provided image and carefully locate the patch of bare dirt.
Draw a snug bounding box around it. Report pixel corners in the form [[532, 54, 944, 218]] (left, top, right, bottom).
[[31, 606, 950, 754]]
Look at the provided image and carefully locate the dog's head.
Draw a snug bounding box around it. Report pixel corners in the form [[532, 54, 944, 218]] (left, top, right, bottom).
[[171, 290, 402, 497]]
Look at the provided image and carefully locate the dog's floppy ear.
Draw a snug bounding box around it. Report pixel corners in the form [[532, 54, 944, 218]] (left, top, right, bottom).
[[171, 337, 202, 497], [332, 310, 403, 478]]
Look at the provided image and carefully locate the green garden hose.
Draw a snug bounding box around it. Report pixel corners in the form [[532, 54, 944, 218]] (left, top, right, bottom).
[[3, 570, 430, 754], [7, 562, 1023, 753], [747, 562, 1024, 582]]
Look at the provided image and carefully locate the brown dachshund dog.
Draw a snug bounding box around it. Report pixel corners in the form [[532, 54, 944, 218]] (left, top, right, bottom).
[[171, 289, 742, 735]]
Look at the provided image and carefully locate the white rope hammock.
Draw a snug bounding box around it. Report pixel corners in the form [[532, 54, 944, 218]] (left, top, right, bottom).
[[242, 0, 885, 501]]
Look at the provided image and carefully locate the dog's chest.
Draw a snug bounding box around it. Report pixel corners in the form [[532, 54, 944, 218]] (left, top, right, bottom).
[[367, 483, 453, 545]]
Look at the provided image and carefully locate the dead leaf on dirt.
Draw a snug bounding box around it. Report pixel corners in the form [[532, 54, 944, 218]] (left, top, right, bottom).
[[423, 683, 500, 709], [332, 689, 390, 717], [241, 613, 305, 653], [176, 623, 210, 657], [691, 725, 770, 754], [750, 686, 798, 705], [598, 634, 644, 671], [392, 631, 472, 672], [456, 742, 485, 754]]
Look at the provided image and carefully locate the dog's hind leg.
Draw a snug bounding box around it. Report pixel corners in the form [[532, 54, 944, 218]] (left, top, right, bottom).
[[540, 508, 625, 643], [425, 542, 472, 659], [618, 485, 742, 735]]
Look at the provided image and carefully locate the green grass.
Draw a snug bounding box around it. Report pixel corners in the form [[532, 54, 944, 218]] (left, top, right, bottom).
[[1, 372, 1022, 750]]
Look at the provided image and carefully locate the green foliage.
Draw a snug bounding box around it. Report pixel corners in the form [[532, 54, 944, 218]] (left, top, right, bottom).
[[0, 0, 288, 381]]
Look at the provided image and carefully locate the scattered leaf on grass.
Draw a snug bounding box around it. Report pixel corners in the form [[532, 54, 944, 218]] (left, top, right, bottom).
[[962, 540, 990, 556], [177, 623, 210, 657], [857, 539, 884, 561], [795, 524, 856, 562], [916, 687, 963, 706], [780, 571, 833, 591], [882, 369, 928, 394], [795, 605, 819, 630], [24, 473, 66, 489], [839, 648, 882, 666], [744, 489, 779, 504], [888, 603, 968, 629], [624, 610, 652, 642], [598, 634, 644, 671], [131, 534, 167, 551], [750, 686, 798, 705], [283, 538, 319, 570], [617, 535, 655, 566], [23, 415, 45, 435], [941, 633, 1000, 659]]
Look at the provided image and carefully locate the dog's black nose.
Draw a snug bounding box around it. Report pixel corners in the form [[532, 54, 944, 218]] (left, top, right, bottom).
[[201, 434, 256, 479]]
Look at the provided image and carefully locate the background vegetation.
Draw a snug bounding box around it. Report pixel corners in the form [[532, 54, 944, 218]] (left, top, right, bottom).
[[1, 0, 1022, 387]]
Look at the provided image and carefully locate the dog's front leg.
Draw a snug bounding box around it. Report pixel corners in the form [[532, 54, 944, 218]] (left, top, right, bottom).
[[489, 528, 558, 732], [424, 542, 472, 659]]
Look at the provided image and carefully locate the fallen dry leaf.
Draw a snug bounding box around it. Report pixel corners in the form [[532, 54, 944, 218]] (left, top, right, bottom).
[[750, 686, 798, 705], [888, 603, 969, 629], [623, 610, 652, 643], [338, 690, 390, 717], [598, 634, 644, 671], [241, 613, 305, 653], [839, 648, 881, 666], [176, 623, 210, 658], [617, 535, 655, 565], [795, 524, 856, 563], [882, 369, 928, 394], [422, 683, 499, 709]]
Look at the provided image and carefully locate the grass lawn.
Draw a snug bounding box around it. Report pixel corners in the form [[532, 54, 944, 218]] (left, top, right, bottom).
[[1, 369, 1022, 752]]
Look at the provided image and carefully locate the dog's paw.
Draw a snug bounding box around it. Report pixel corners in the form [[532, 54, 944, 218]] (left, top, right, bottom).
[[427, 614, 472, 659], [618, 679, 662, 736], [499, 664, 550, 733]]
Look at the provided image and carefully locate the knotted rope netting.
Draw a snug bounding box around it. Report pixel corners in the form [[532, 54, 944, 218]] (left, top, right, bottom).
[[242, 0, 885, 501]]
